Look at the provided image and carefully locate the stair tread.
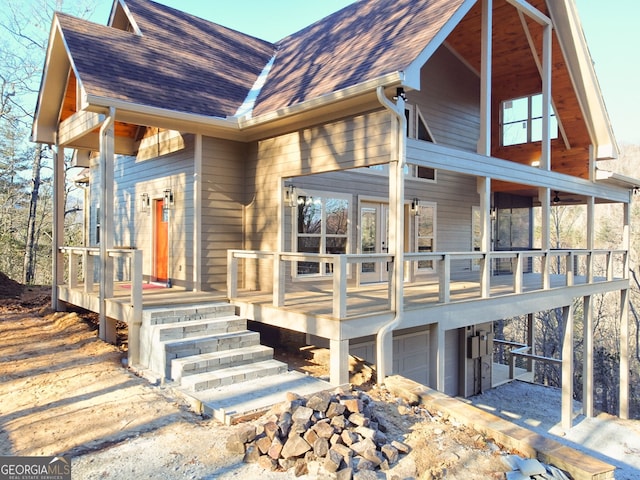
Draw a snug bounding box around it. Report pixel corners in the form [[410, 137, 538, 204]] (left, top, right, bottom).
[[155, 315, 243, 329], [163, 330, 258, 347], [180, 359, 287, 383], [172, 344, 273, 365], [179, 371, 334, 424]]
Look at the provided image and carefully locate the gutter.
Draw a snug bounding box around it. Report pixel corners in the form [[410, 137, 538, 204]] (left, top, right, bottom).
[[375, 85, 406, 386]]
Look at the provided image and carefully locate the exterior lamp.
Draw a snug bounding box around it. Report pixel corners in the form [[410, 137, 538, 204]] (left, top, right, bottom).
[[284, 185, 297, 208], [141, 193, 149, 213], [163, 189, 174, 209], [411, 198, 420, 216]]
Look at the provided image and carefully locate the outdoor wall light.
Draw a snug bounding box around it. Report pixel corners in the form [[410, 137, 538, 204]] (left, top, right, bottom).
[[411, 198, 420, 216], [141, 193, 150, 213], [163, 188, 174, 208], [284, 185, 297, 207]]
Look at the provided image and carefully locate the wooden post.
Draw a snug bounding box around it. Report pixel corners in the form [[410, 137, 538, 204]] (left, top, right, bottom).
[[227, 250, 238, 299], [330, 338, 349, 386], [333, 255, 347, 319], [583, 295, 594, 417], [99, 108, 115, 342], [620, 288, 630, 419], [129, 249, 143, 367], [273, 253, 285, 308], [478, 0, 492, 156], [51, 145, 65, 310], [193, 134, 202, 291], [438, 254, 450, 303], [561, 304, 574, 430]]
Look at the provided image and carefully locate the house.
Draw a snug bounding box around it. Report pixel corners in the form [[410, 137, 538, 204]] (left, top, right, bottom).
[[32, 0, 637, 427]]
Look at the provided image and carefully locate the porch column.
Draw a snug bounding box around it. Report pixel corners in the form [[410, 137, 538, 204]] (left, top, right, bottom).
[[98, 108, 116, 342], [477, 0, 492, 156], [583, 196, 595, 417], [619, 200, 631, 419], [193, 134, 202, 291], [477, 177, 491, 298], [561, 304, 574, 430], [435, 323, 446, 392], [582, 295, 594, 417], [51, 144, 65, 311], [526, 313, 535, 374], [539, 187, 550, 250], [540, 22, 552, 171], [330, 339, 349, 386]]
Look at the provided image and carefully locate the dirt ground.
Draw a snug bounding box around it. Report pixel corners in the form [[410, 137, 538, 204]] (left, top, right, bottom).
[[0, 284, 515, 479]]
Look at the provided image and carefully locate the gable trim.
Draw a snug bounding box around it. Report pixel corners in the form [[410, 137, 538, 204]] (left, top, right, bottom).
[[404, 0, 478, 89]]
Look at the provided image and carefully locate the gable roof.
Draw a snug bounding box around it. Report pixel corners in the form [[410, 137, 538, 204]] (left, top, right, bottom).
[[57, 0, 275, 119], [251, 0, 469, 117]]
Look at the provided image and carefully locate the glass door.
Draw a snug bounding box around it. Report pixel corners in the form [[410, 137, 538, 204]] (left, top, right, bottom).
[[360, 202, 389, 283]]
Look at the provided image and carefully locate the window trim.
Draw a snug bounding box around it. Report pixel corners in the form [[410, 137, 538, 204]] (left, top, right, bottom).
[[292, 189, 351, 280], [414, 201, 437, 273], [500, 93, 558, 146]]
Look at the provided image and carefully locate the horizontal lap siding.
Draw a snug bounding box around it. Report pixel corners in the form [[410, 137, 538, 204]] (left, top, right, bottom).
[[411, 45, 481, 153], [244, 111, 393, 289], [92, 134, 195, 288], [201, 137, 247, 291]]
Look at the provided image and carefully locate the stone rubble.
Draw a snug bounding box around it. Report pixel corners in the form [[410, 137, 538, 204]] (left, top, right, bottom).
[[226, 389, 410, 479], [502, 455, 571, 480]]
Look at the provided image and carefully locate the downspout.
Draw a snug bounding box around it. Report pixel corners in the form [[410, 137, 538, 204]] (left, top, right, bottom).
[[375, 85, 406, 385]]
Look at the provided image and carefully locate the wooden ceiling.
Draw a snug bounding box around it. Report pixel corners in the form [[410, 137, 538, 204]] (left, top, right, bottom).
[[446, 0, 593, 196]]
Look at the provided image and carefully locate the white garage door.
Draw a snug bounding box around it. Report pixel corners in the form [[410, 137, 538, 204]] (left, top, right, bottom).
[[393, 330, 430, 385]]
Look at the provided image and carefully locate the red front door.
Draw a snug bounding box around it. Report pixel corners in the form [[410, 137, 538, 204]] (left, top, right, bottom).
[[155, 199, 168, 282]]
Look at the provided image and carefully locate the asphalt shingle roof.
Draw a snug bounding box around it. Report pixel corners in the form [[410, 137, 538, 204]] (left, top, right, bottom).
[[57, 0, 467, 120]]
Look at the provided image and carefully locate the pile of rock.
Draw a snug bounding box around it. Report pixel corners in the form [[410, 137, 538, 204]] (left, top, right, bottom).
[[226, 389, 410, 479]]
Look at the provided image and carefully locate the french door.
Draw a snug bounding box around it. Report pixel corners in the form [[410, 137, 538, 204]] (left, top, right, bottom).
[[360, 202, 389, 283]]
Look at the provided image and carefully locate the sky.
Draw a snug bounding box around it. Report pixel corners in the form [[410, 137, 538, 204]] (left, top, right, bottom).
[[90, 0, 640, 145]]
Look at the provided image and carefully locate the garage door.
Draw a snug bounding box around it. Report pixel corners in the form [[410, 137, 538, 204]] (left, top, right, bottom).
[[393, 330, 430, 385]]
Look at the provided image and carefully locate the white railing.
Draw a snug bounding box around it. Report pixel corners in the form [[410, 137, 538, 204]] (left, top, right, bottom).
[[59, 246, 143, 363], [227, 249, 627, 320]]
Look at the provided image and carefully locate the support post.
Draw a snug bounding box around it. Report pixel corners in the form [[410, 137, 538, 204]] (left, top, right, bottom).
[[193, 134, 202, 291], [478, 0, 492, 156], [526, 313, 535, 373], [583, 295, 594, 417], [98, 108, 115, 342], [51, 145, 65, 310], [330, 338, 349, 386], [477, 177, 491, 298], [561, 304, 574, 430], [436, 323, 446, 392], [620, 288, 629, 419], [541, 23, 552, 171]]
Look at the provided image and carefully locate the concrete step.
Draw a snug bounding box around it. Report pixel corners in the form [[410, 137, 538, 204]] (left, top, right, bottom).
[[155, 316, 246, 342], [180, 359, 289, 392], [143, 302, 237, 326], [152, 330, 261, 380], [178, 370, 334, 425], [170, 344, 275, 382]]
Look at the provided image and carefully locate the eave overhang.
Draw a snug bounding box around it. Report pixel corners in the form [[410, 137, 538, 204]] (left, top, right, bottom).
[[546, 0, 618, 160]]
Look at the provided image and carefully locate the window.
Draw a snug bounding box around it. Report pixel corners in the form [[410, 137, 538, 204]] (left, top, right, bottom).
[[415, 202, 436, 271], [501, 93, 558, 146], [295, 192, 350, 276]]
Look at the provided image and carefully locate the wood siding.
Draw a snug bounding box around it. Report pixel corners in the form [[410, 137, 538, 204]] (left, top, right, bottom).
[[244, 110, 393, 289], [409, 45, 481, 153], [89, 134, 195, 288], [200, 137, 247, 291]]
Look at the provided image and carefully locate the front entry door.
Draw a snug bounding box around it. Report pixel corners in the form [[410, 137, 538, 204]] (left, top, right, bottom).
[[360, 202, 389, 283], [154, 199, 169, 282]]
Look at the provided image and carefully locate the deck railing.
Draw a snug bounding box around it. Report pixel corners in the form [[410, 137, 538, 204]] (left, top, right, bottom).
[[228, 249, 627, 320], [59, 246, 143, 308]]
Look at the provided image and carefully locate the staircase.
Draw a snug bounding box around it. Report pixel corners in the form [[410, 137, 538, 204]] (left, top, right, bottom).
[[137, 302, 332, 424]]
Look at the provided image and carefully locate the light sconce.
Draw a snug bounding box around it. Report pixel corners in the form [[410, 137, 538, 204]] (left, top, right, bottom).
[[284, 185, 298, 208], [393, 87, 407, 102], [141, 193, 150, 213], [410, 198, 420, 216], [490, 206, 496, 220], [163, 188, 174, 209]]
